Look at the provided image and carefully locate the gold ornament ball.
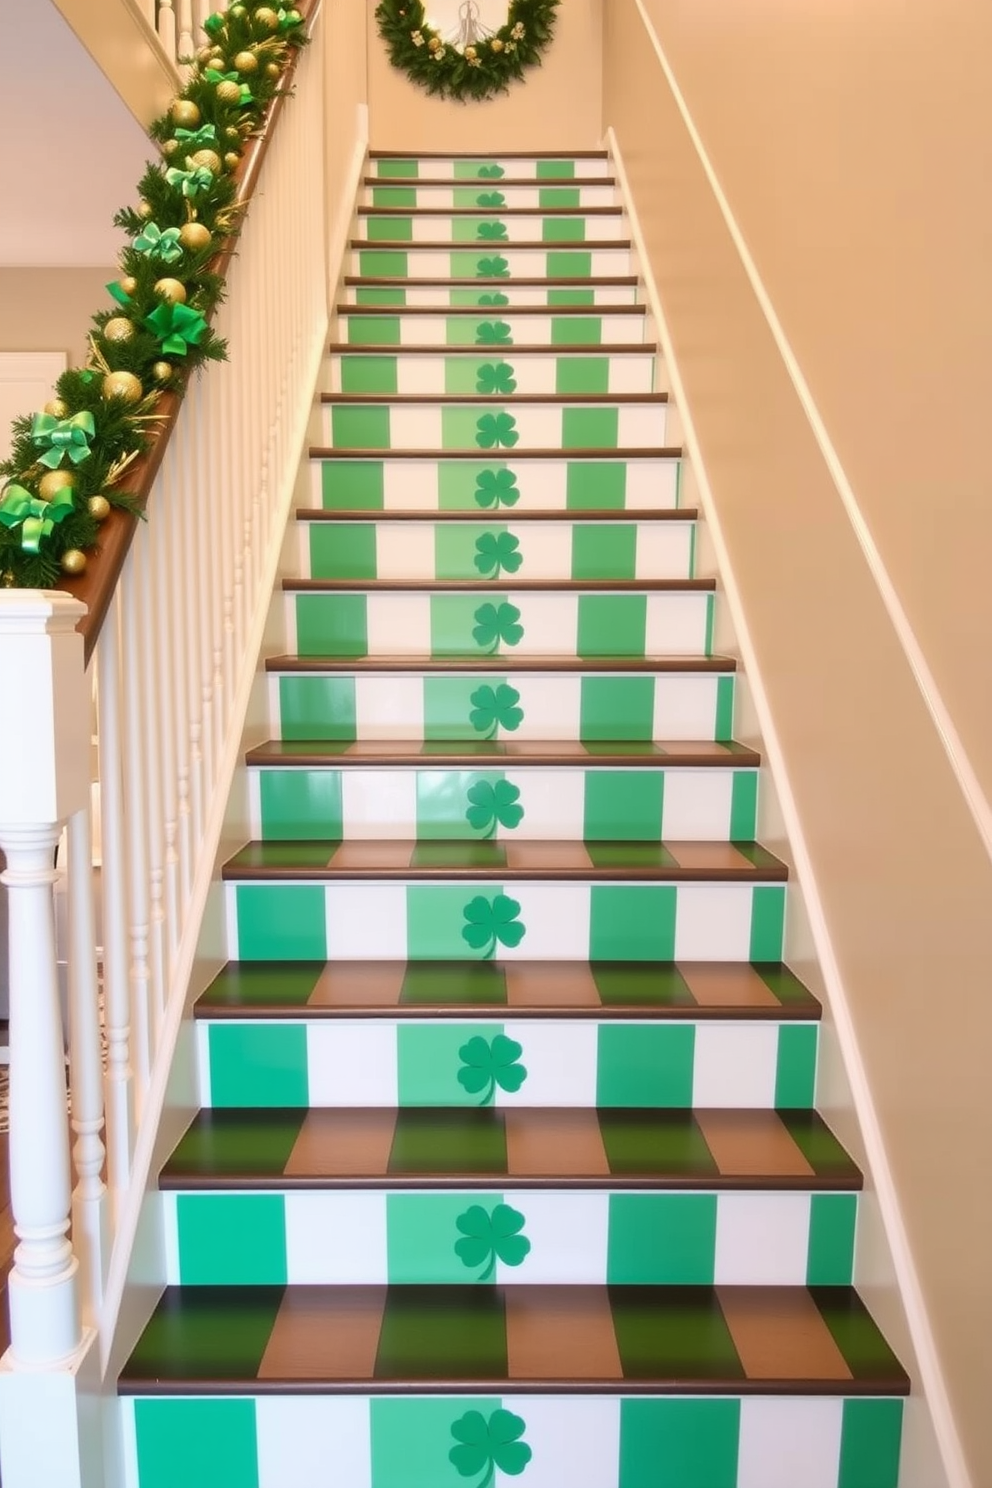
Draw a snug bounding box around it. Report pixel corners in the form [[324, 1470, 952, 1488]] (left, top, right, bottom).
[[153, 277, 188, 304], [225, 125, 240, 139], [162, 139, 180, 157], [152, 360, 174, 383], [119, 275, 138, 297], [171, 99, 201, 127], [265, 62, 280, 77], [87, 495, 111, 522], [103, 316, 135, 343], [196, 45, 213, 63], [102, 370, 143, 403], [188, 147, 222, 173], [253, 6, 279, 29], [229, 2, 246, 14], [233, 49, 258, 73], [38, 469, 76, 502], [490, 37, 504, 51], [137, 199, 154, 219], [209, 44, 225, 59], [215, 79, 243, 103], [179, 221, 212, 251], [224, 152, 241, 169], [43, 398, 68, 419], [60, 549, 87, 576]]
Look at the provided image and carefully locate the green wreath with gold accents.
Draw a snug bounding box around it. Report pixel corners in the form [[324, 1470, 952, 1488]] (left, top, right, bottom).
[[374, 1, 559, 103]]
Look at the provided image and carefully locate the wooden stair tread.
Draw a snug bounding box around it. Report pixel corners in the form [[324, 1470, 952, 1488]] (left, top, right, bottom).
[[345, 275, 639, 287], [296, 508, 698, 523], [328, 344, 654, 355], [336, 302, 645, 315], [363, 176, 619, 189], [351, 239, 633, 251], [318, 392, 668, 405], [283, 578, 714, 593], [246, 738, 755, 767], [358, 206, 625, 218], [266, 653, 732, 672]]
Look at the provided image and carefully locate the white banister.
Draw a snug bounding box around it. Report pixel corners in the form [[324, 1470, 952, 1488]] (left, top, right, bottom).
[[156, 0, 177, 61]]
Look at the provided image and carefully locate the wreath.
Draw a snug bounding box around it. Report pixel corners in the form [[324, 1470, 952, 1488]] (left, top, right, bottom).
[[374, 1, 560, 103]]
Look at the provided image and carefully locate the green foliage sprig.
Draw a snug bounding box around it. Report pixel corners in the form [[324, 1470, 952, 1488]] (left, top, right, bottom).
[[0, 0, 306, 589], [374, 0, 559, 103]]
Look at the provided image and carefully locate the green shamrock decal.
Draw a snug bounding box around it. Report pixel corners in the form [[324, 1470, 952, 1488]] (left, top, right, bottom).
[[473, 601, 524, 653], [477, 291, 510, 307], [450, 1409, 531, 1487], [455, 1203, 531, 1279], [475, 470, 520, 509], [477, 222, 508, 242], [474, 531, 522, 579], [469, 683, 524, 737], [476, 362, 517, 396], [476, 256, 510, 278], [466, 779, 524, 837], [461, 898, 527, 963], [476, 192, 507, 209], [477, 164, 506, 180], [476, 321, 513, 346], [476, 413, 519, 449], [459, 1029, 528, 1100]]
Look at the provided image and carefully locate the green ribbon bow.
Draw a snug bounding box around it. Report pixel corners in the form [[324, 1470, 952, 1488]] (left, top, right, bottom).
[[132, 221, 184, 261], [164, 165, 215, 198], [30, 411, 96, 470], [0, 483, 75, 554], [106, 280, 133, 307], [144, 302, 208, 356], [204, 69, 253, 104], [202, 11, 225, 35], [277, 6, 302, 30], [174, 123, 217, 147]]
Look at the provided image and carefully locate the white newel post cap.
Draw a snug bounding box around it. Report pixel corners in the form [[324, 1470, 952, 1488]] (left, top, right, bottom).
[[0, 592, 89, 826]]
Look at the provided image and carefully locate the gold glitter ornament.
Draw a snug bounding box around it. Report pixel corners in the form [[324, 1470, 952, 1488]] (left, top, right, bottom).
[[224, 152, 240, 169], [233, 50, 258, 72], [137, 200, 154, 219], [171, 99, 201, 127], [102, 370, 143, 403], [153, 278, 187, 304], [162, 139, 180, 157], [151, 361, 174, 383], [119, 276, 138, 297], [187, 148, 222, 173], [253, 6, 279, 28], [37, 469, 75, 502], [87, 495, 111, 522], [215, 80, 242, 103], [103, 317, 135, 342], [179, 221, 212, 251], [43, 398, 68, 419], [60, 549, 87, 575]]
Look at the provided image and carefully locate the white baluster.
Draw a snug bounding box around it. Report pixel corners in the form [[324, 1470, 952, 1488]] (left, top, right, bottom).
[[157, 0, 177, 65], [177, 0, 195, 66]]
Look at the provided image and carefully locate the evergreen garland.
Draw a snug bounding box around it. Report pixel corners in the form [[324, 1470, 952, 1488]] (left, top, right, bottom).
[[0, 0, 307, 590], [375, 1, 559, 103]]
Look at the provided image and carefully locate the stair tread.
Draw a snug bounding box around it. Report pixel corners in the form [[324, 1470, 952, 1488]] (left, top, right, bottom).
[[246, 738, 755, 765], [345, 275, 640, 286], [351, 239, 633, 251], [363, 176, 619, 189], [221, 839, 787, 882], [296, 508, 697, 523], [267, 653, 731, 672], [319, 392, 668, 405], [284, 578, 714, 593], [162, 1106, 854, 1190], [195, 958, 818, 1021], [119, 1282, 909, 1395], [358, 206, 626, 217], [336, 302, 644, 314], [310, 445, 683, 460]]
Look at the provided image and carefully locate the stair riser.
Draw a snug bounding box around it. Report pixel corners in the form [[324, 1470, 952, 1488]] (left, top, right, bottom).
[[223, 881, 785, 966], [162, 1189, 855, 1288], [250, 765, 757, 843], [360, 215, 629, 246], [364, 185, 621, 209], [299, 519, 694, 582], [351, 248, 633, 278], [320, 403, 668, 451], [198, 1011, 812, 1108], [371, 157, 615, 180], [285, 591, 713, 661], [336, 314, 649, 348], [308, 457, 681, 513], [271, 670, 734, 744], [343, 286, 642, 307], [122, 1393, 904, 1488], [330, 354, 655, 396]]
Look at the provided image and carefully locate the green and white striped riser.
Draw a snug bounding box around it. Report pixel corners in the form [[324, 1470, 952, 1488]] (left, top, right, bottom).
[[248, 763, 758, 843], [221, 881, 785, 965], [363, 183, 621, 210], [121, 1392, 904, 1488], [197, 1009, 809, 1107], [307, 455, 681, 512], [284, 589, 714, 661], [268, 667, 735, 743], [318, 399, 668, 450], [370, 155, 615, 180], [357, 212, 629, 245], [161, 1189, 855, 1289], [328, 351, 657, 397], [335, 310, 650, 347], [351, 247, 634, 279], [343, 282, 642, 308], [297, 515, 694, 581]]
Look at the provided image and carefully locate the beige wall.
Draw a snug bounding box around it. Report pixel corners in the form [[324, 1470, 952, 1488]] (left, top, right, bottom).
[[604, 4, 991, 1485], [367, 1, 603, 152], [0, 269, 115, 366]]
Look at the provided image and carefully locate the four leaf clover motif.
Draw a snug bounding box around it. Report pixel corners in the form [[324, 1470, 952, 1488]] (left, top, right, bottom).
[[476, 256, 510, 278], [458, 1026, 528, 1093], [476, 321, 513, 346], [476, 192, 507, 209], [450, 1409, 532, 1488], [474, 531, 522, 579], [465, 778, 524, 837], [475, 469, 520, 509], [477, 291, 510, 307], [469, 683, 524, 737], [476, 413, 519, 450], [476, 362, 517, 396], [477, 221, 508, 241], [473, 601, 524, 653], [477, 164, 506, 179], [455, 1203, 531, 1279]]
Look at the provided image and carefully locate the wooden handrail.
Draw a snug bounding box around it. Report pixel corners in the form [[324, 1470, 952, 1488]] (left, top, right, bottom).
[[60, 0, 321, 666]]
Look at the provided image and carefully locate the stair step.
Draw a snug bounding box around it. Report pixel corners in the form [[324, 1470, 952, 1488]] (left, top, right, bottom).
[[307, 452, 682, 513], [317, 396, 668, 451], [350, 246, 634, 279], [343, 276, 642, 308], [357, 210, 630, 244], [363, 182, 622, 209], [369, 152, 614, 179], [281, 586, 715, 661], [327, 348, 657, 395]]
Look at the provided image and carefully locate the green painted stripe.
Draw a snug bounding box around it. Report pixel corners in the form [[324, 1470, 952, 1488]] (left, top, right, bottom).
[[355, 286, 406, 305], [400, 961, 508, 1005], [389, 1108, 508, 1174], [295, 593, 369, 658], [376, 159, 419, 177], [598, 1110, 717, 1176], [177, 1194, 287, 1285], [167, 1109, 305, 1178], [811, 1288, 908, 1383], [608, 1194, 718, 1284], [321, 459, 384, 510], [777, 1110, 856, 1180], [122, 1287, 283, 1381], [260, 766, 344, 838], [134, 1399, 258, 1488], [714, 675, 735, 740], [340, 355, 399, 394], [839, 1399, 904, 1488], [208, 1019, 311, 1104], [703, 593, 715, 658], [374, 1285, 508, 1378], [775, 1024, 818, 1108], [729, 769, 758, 838], [753, 963, 816, 1006], [807, 1193, 858, 1285], [596, 1021, 693, 1105], [608, 1286, 745, 1380], [308, 522, 378, 580], [198, 962, 325, 1010], [591, 963, 696, 1008]]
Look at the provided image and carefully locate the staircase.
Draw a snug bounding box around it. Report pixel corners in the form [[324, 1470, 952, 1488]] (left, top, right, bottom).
[[117, 152, 909, 1488]]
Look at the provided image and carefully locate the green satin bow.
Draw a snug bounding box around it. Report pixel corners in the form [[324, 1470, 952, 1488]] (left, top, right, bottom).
[[132, 221, 184, 261], [277, 6, 303, 30], [107, 280, 133, 307], [164, 166, 214, 198], [174, 123, 217, 147], [30, 411, 96, 470], [144, 302, 208, 356], [204, 69, 253, 104], [0, 484, 75, 554]]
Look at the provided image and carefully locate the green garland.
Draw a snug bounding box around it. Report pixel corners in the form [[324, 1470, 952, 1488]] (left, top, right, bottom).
[[375, 1, 559, 103], [0, 0, 306, 590]]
